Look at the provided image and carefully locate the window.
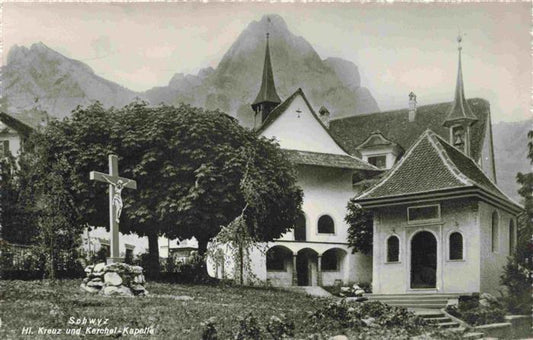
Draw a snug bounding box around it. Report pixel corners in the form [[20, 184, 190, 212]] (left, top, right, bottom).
[[368, 155, 387, 169], [452, 125, 466, 152], [509, 219, 515, 254], [386, 236, 400, 262], [491, 211, 499, 253], [125, 248, 134, 264], [321, 250, 338, 271], [408, 205, 440, 223], [317, 215, 335, 234], [449, 232, 463, 260], [266, 247, 290, 271], [0, 140, 9, 157], [294, 214, 306, 241]]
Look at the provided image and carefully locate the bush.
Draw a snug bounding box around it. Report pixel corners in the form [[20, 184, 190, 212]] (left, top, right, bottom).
[[500, 256, 532, 314], [234, 313, 261, 340], [446, 294, 506, 326], [266, 314, 294, 339], [201, 317, 218, 340]]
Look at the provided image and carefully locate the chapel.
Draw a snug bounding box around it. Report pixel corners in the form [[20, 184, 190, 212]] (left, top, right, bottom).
[[208, 33, 521, 296]]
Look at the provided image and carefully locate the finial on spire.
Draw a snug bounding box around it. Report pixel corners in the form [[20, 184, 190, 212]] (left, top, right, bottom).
[[457, 30, 464, 51]]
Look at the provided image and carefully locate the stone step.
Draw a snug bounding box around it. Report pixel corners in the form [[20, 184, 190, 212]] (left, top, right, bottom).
[[366, 293, 461, 298], [389, 303, 445, 309], [438, 321, 461, 329], [463, 332, 485, 339], [374, 298, 448, 304], [424, 316, 453, 323]]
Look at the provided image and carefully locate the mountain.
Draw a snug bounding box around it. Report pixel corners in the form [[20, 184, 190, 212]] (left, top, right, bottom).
[[492, 118, 532, 203], [2, 15, 378, 123], [2, 42, 139, 119], [146, 15, 379, 126]]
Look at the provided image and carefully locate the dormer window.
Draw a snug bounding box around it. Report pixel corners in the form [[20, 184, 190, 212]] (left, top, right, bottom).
[[367, 155, 387, 169]]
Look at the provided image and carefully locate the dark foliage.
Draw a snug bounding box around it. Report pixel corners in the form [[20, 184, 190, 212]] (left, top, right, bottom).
[[345, 199, 374, 255], [500, 256, 533, 314]]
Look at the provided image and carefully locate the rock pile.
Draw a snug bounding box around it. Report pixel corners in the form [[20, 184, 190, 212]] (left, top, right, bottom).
[[81, 262, 148, 296]]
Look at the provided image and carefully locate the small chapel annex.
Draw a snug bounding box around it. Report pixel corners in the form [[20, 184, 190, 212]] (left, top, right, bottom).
[[208, 33, 522, 296]]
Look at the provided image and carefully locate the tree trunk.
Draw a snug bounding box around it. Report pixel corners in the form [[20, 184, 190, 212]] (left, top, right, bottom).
[[239, 243, 244, 285], [146, 232, 160, 279], [196, 237, 210, 281]]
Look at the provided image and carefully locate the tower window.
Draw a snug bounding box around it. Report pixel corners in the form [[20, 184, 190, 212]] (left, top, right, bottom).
[[452, 125, 466, 151], [491, 211, 499, 253]]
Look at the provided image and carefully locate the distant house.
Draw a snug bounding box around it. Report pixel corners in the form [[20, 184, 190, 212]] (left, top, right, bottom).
[[0, 112, 34, 158]]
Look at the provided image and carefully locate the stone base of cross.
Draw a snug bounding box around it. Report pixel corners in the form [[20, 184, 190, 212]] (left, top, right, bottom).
[[90, 154, 137, 264]]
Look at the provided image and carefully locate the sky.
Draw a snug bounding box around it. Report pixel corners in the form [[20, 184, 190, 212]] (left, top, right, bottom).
[[2, 2, 531, 122]]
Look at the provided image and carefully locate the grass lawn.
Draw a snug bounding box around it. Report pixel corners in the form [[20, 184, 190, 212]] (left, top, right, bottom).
[[0, 279, 331, 339]]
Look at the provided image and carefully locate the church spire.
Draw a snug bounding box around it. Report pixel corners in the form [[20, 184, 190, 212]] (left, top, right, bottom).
[[443, 33, 478, 156], [443, 33, 478, 127], [252, 28, 281, 128]]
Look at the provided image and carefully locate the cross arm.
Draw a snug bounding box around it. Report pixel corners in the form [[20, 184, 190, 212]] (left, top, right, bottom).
[[90, 171, 137, 190]]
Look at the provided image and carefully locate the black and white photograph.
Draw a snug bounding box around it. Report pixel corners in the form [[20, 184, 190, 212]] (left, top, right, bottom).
[[0, 1, 531, 339]]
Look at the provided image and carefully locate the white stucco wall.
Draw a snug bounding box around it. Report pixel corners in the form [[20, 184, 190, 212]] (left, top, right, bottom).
[[372, 198, 481, 294], [260, 94, 347, 155], [0, 132, 23, 156], [478, 202, 516, 295]]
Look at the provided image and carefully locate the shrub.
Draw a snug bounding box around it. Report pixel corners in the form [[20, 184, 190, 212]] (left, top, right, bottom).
[[234, 313, 261, 340], [201, 317, 218, 340], [446, 294, 506, 326], [500, 256, 532, 314], [266, 314, 295, 339]]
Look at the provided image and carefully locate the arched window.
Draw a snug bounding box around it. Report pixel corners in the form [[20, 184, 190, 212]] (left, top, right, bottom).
[[294, 214, 306, 241], [318, 215, 335, 234], [509, 219, 516, 254], [449, 232, 463, 260], [266, 246, 291, 271], [386, 236, 399, 262], [491, 211, 499, 253], [321, 250, 339, 271]]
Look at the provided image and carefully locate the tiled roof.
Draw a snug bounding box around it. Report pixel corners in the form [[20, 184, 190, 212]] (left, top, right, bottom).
[[329, 98, 490, 162], [283, 149, 381, 171], [0, 112, 34, 136], [356, 130, 521, 212]]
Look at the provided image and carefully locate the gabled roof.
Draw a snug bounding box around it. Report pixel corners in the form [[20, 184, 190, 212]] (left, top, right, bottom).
[[252, 34, 281, 108], [283, 149, 381, 171], [329, 98, 490, 162], [0, 112, 34, 137], [256, 88, 355, 155], [356, 130, 402, 152], [443, 41, 478, 126], [356, 130, 521, 214]]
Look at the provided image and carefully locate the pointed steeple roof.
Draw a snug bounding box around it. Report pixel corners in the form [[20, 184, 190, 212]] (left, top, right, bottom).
[[252, 33, 281, 109], [443, 35, 478, 127]]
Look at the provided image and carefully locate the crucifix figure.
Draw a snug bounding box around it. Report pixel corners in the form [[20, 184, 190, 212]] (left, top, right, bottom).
[[90, 154, 137, 263]]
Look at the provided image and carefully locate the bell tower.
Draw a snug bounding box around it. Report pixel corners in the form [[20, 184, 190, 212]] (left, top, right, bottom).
[[443, 34, 478, 156], [251, 31, 281, 130]]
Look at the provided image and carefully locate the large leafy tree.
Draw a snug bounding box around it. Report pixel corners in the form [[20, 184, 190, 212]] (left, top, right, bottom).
[[23, 101, 303, 273]]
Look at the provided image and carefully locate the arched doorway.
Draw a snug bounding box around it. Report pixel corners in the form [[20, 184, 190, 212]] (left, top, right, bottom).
[[410, 231, 437, 289], [296, 248, 317, 286]]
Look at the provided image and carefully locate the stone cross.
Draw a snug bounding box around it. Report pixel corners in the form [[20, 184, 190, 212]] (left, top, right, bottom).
[[90, 154, 137, 263]]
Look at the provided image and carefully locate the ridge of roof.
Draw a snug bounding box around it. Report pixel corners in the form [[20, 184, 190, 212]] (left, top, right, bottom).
[[432, 133, 521, 208], [283, 149, 381, 171], [0, 112, 34, 136], [329, 98, 490, 162], [256, 88, 361, 158]]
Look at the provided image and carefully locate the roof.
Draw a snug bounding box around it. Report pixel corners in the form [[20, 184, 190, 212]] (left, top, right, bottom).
[[329, 98, 490, 162], [0, 112, 34, 137], [256, 88, 360, 155], [444, 47, 478, 126], [356, 130, 402, 151], [356, 130, 521, 214], [283, 149, 381, 171], [252, 35, 281, 108]]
